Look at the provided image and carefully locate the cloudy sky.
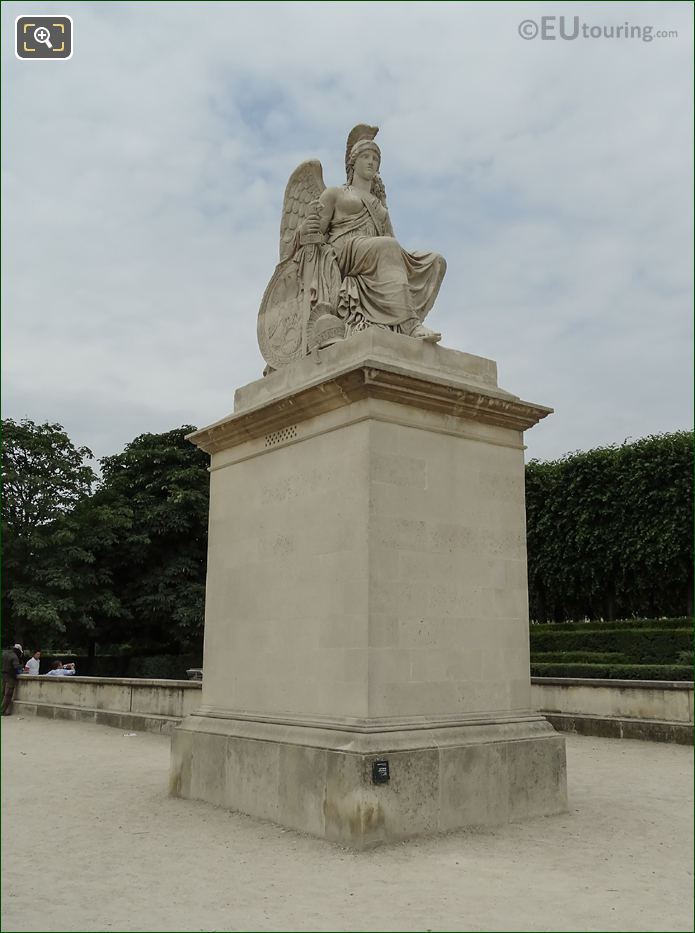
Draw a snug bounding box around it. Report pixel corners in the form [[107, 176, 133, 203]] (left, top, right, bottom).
[[2, 1, 692, 463]]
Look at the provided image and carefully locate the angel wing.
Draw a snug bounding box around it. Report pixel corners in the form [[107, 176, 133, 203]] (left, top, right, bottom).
[[279, 160, 326, 261]]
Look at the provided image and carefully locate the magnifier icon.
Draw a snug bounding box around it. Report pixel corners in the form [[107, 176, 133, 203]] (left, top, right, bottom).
[[33, 26, 53, 49]]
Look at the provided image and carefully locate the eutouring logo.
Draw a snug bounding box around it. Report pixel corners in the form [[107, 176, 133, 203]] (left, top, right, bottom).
[[518, 17, 678, 42]]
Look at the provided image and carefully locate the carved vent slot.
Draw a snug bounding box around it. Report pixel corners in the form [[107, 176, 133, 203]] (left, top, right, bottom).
[[265, 425, 298, 447]]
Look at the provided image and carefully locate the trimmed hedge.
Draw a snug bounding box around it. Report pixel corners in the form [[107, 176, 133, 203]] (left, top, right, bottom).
[[531, 663, 692, 681], [532, 651, 627, 665], [125, 654, 200, 680], [530, 627, 691, 664], [528, 616, 693, 679], [531, 617, 691, 633], [526, 432, 693, 622]]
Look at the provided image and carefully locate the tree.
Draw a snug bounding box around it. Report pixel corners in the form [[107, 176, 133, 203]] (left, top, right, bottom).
[[2, 419, 210, 655], [2, 418, 100, 646], [3, 418, 95, 538], [90, 426, 210, 654]]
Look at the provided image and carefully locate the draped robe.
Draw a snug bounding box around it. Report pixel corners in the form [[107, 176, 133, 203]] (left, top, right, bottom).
[[303, 190, 446, 336]]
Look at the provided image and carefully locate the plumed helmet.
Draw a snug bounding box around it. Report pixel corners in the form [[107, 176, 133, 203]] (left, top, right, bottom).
[[345, 124, 380, 177]]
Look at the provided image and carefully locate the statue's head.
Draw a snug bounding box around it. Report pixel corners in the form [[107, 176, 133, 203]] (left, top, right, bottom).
[[347, 139, 381, 180], [346, 139, 386, 203]]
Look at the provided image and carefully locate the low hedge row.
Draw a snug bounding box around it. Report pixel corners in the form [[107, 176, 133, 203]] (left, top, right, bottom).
[[532, 651, 627, 665], [531, 663, 692, 681], [530, 617, 692, 633], [530, 627, 691, 663], [125, 654, 201, 680]]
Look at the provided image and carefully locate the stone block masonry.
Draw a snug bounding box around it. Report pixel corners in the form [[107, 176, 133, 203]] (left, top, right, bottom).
[[170, 330, 568, 847]]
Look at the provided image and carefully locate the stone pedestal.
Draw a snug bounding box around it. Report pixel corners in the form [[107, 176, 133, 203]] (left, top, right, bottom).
[[170, 330, 567, 847]]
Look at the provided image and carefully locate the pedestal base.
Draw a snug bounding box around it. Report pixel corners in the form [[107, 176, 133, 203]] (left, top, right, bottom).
[[170, 714, 567, 848], [175, 333, 567, 847]]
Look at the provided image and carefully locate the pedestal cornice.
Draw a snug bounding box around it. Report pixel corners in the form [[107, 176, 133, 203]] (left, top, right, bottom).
[[188, 336, 552, 455]]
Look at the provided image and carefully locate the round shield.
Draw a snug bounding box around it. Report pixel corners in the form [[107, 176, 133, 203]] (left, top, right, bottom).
[[257, 258, 307, 370]]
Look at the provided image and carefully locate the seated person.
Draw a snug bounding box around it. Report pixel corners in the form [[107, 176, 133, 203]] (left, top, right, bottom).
[[44, 661, 76, 676]]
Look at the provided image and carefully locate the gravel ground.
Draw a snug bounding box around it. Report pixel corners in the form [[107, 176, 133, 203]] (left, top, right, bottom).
[[1, 715, 692, 932]]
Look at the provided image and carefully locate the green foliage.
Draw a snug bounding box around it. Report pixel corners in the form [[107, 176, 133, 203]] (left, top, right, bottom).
[[89, 427, 209, 652], [530, 617, 690, 632], [531, 651, 627, 664], [529, 616, 693, 680], [530, 626, 691, 663], [2, 419, 108, 647], [125, 653, 201, 680], [526, 432, 693, 621], [2, 418, 95, 537], [531, 663, 692, 681], [2, 420, 210, 655]]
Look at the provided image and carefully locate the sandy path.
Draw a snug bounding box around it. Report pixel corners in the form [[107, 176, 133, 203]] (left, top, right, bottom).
[[1, 716, 692, 932]]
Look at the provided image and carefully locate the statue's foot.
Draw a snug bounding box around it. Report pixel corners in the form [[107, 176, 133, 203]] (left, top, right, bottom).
[[410, 324, 441, 343]]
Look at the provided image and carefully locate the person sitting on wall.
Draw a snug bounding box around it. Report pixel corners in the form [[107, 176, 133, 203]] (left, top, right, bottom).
[[44, 661, 77, 677], [2, 644, 24, 715], [24, 649, 41, 676]]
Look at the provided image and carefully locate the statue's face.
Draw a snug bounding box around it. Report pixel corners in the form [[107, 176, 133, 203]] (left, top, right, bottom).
[[354, 148, 380, 180]]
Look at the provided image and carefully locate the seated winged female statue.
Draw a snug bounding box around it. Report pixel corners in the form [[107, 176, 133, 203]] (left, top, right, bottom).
[[257, 124, 446, 372]]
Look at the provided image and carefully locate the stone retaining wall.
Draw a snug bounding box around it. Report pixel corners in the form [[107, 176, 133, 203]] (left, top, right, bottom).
[[531, 677, 693, 744], [14, 675, 693, 743], [14, 675, 202, 734]]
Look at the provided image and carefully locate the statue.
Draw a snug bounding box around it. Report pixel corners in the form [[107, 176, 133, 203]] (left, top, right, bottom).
[[258, 124, 447, 372]]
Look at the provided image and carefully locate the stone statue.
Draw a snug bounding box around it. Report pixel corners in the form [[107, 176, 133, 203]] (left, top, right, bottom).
[[258, 124, 447, 372]]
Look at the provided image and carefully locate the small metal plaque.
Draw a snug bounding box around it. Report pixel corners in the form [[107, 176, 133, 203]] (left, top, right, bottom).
[[372, 759, 390, 784]]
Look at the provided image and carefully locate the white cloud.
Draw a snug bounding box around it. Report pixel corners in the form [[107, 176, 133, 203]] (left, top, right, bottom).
[[2, 0, 692, 462]]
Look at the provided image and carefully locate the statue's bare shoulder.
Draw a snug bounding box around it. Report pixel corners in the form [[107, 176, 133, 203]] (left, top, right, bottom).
[[318, 186, 341, 210], [320, 185, 376, 227]]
